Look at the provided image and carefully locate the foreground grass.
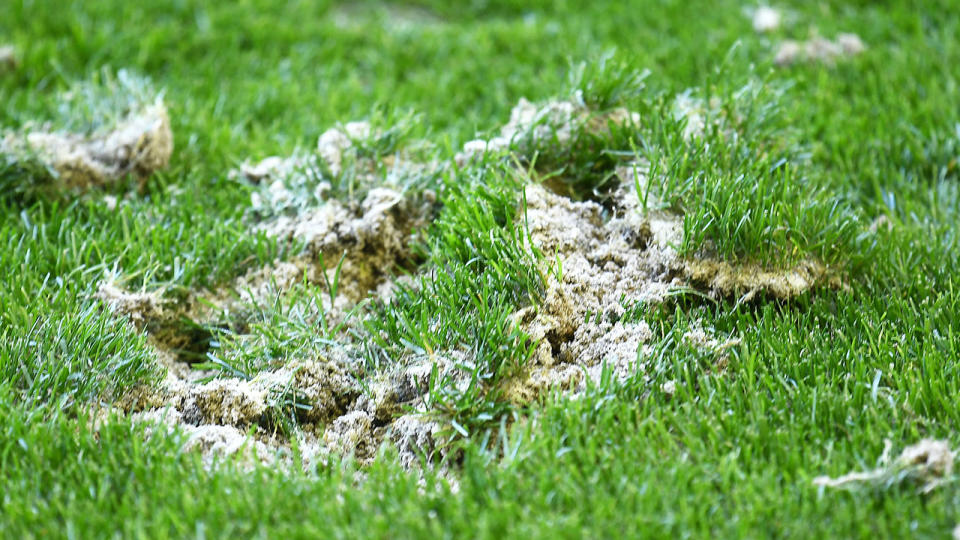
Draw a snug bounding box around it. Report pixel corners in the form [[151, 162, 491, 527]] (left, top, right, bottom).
[[2, 0, 960, 537]]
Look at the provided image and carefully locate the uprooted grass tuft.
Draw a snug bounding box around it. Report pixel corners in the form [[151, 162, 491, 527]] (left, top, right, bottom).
[[636, 74, 861, 266]]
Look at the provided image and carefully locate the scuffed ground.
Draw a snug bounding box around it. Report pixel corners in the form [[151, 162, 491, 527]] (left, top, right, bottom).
[[504, 168, 741, 403], [95, 121, 442, 471], [95, 95, 844, 473]]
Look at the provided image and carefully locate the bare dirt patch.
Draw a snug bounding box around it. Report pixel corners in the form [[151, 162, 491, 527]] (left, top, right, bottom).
[[503, 170, 739, 402], [96, 121, 441, 470]]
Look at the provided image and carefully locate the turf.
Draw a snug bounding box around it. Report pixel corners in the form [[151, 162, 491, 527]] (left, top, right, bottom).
[[2, 0, 960, 538]]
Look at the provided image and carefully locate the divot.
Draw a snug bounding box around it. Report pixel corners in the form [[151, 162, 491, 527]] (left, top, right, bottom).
[[1, 96, 172, 192], [682, 257, 842, 300]]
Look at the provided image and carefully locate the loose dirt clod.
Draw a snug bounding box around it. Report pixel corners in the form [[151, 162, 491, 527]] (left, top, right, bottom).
[[682, 257, 841, 300], [774, 33, 866, 66], [814, 439, 955, 494]]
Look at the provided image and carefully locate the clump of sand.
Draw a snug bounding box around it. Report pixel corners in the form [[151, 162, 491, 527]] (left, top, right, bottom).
[[814, 439, 955, 494], [774, 33, 866, 66]]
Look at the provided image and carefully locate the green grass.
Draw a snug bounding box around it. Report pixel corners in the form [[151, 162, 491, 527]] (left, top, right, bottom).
[[3, 0, 960, 537]]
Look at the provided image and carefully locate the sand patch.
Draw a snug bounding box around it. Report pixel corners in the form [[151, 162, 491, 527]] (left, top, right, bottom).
[[503, 172, 734, 402], [814, 439, 955, 494]]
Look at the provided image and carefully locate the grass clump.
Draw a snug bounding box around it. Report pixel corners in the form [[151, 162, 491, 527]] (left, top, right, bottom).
[[364, 164, 542, 441], [636, 75, 861, 266]]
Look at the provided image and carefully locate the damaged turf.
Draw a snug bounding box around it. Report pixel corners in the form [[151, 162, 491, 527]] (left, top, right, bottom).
[[94, 86, 851, 474], [95, 118, 445, 470]]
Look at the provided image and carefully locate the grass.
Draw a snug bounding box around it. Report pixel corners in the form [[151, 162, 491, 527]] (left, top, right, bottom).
[[2, 0, 960, 537]]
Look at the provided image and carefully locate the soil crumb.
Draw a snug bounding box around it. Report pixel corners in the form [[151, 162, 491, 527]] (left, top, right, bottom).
[[814, 439, 955, 494], [774, 33, 866, 66]]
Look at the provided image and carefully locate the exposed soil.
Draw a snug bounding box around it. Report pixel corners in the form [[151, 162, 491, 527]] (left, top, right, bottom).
[[97, 123, 443, 470], [96, 98, 843, 473], [503, 169, 738, 402]]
